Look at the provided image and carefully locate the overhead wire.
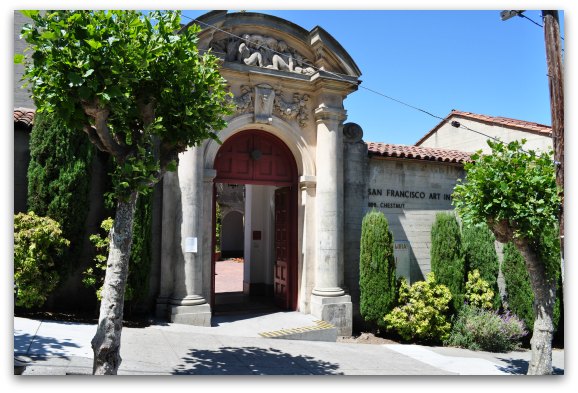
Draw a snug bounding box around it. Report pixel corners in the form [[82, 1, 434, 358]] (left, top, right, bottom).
[[175, 12, 554, 161]]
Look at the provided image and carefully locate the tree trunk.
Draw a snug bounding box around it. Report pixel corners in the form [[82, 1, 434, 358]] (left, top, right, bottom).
[[513, 237, 557, 375], [91, 191, 138, 375]]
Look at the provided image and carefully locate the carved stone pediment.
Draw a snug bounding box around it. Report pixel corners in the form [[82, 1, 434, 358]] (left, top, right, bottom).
[[210, 33, 316, 76]]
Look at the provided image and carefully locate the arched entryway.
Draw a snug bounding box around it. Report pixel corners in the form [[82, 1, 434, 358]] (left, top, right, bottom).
[[212, 130, 298, 312]]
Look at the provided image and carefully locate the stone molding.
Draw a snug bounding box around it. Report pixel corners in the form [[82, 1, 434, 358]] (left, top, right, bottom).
[[314, 105, 347, 123]]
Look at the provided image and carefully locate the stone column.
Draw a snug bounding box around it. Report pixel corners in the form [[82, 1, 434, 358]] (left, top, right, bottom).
[[156, 172, 178, 318], [311, 105, 352, 336], [169, 146, 211, 325], [342, 123, 368, 328]]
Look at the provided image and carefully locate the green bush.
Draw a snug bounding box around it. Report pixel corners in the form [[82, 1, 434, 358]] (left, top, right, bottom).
[[384, 273, 452, 344], [127, 191, 153, 306], [430, 212, 465, 312], [445, 304, 527, 352], [464, 269, 494, 310], [27, 111, 93, 276], [82, 192, 153, 305], [82, 217, 114, 301], [502, 235, 563, 342], [462, 222, 501, 309], [502, 242, 535, 332], [359, 210, 397, 329], [14, 212, 70, 308]]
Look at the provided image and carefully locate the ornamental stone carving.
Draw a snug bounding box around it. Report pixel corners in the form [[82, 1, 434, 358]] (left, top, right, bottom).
[[210, 33, 316, 76], [233, 85, 254, 114], [230, 84, 310, 128], [274, 91, 310, 127], [254, 84, 276, 124]]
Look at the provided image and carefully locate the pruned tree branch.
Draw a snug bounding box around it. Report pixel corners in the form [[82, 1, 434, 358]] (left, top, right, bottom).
[[82, 100, 127, 159]]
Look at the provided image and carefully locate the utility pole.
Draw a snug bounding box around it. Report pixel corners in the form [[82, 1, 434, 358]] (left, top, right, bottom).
[[501, 10, 565, 282], [542, 10, 564, 284]]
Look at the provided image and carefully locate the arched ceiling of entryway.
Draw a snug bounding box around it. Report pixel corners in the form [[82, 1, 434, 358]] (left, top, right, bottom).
[[187, 10, 362, 79], [204, 114, 315, 178]]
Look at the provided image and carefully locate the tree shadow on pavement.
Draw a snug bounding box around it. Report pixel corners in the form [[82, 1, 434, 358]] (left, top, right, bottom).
[[14, 332, 81, 360], [496, 358, 564, 375], [173, 346, 343, 375]]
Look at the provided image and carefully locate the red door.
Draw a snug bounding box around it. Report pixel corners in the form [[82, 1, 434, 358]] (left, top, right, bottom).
[[274, 187, 291, 309]]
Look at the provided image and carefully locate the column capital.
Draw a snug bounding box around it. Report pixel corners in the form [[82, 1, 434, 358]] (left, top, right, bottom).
[[299, 175, 316, 190], [314, 105, 347, 123]]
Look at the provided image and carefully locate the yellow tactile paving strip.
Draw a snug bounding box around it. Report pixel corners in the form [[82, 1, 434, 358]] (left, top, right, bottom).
[[258, 320, 335, 338]]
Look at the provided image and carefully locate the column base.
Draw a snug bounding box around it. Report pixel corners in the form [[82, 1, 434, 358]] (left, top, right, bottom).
[[170, 303, 212, 326], [155, 297, 169, 319], [310, 294, 352, 336]]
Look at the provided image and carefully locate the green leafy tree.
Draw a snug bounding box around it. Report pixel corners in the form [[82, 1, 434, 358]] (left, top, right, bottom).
[[384, 273, 452, 344], [452, 139, 561, 375], [14, 212, 70, 308], [17, 10, 232, 374], [359, 210, 397, 330], [430, 212, 465, 312]]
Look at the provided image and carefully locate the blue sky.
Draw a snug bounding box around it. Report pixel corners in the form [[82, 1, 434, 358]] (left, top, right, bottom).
[[181, 9, 563, 146]]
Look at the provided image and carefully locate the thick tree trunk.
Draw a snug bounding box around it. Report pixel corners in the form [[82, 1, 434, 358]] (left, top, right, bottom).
[[91, 191, 138, 375], [513, 237, 557, 375]]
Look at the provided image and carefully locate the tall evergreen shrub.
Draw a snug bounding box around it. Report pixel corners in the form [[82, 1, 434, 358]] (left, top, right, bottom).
[[502, 242, 535, 334], [127, 191, 153, 309], [430, 212, 465, 312], [502, 231, 563, 343], [462, 222, 501, 309], [27, 111, 93, 276], [359, 210, 397, 329]]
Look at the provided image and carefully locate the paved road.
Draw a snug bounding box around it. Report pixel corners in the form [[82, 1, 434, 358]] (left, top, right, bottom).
[[13, 315, 564, 376]]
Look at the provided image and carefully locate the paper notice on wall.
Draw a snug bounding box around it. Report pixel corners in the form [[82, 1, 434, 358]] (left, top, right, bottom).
[[185, 237, 197, 253], [394, 241, 411, 283]]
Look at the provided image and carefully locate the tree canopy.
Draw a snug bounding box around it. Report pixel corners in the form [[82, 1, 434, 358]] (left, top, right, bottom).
[[17, 10, 232, 199], [452, 139, 560, 244]]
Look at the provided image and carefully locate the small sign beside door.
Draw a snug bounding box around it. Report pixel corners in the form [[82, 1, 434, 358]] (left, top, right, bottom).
[[185, 237, 198, 253]]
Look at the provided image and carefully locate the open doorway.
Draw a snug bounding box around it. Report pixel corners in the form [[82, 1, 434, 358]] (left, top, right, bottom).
[[213, 183, 292, 315], [212, 130, 298, 315]]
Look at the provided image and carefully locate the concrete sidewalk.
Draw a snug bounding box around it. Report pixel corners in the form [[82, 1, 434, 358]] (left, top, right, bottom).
[[13, 315, 564, 376]]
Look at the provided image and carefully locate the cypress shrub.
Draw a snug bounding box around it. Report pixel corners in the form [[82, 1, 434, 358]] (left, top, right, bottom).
[[502, 228, 563, 344], [127, 191, 153, 310], [430, 212, 465, 312], [359, 210, 397, 330], [27, 111, 93, 276], [462, 222, 501, 310], [502, 242, 535, 335]]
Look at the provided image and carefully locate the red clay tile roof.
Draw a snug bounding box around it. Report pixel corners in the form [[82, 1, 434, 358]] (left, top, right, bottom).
[[415, 109, 552, 146], [367, 142, 471, 164], [14, 108, 35, 128]]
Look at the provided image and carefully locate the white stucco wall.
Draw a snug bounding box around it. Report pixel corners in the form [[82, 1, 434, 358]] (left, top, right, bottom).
[[244, 185, 276, 290], [418, 117, 552, 154]]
